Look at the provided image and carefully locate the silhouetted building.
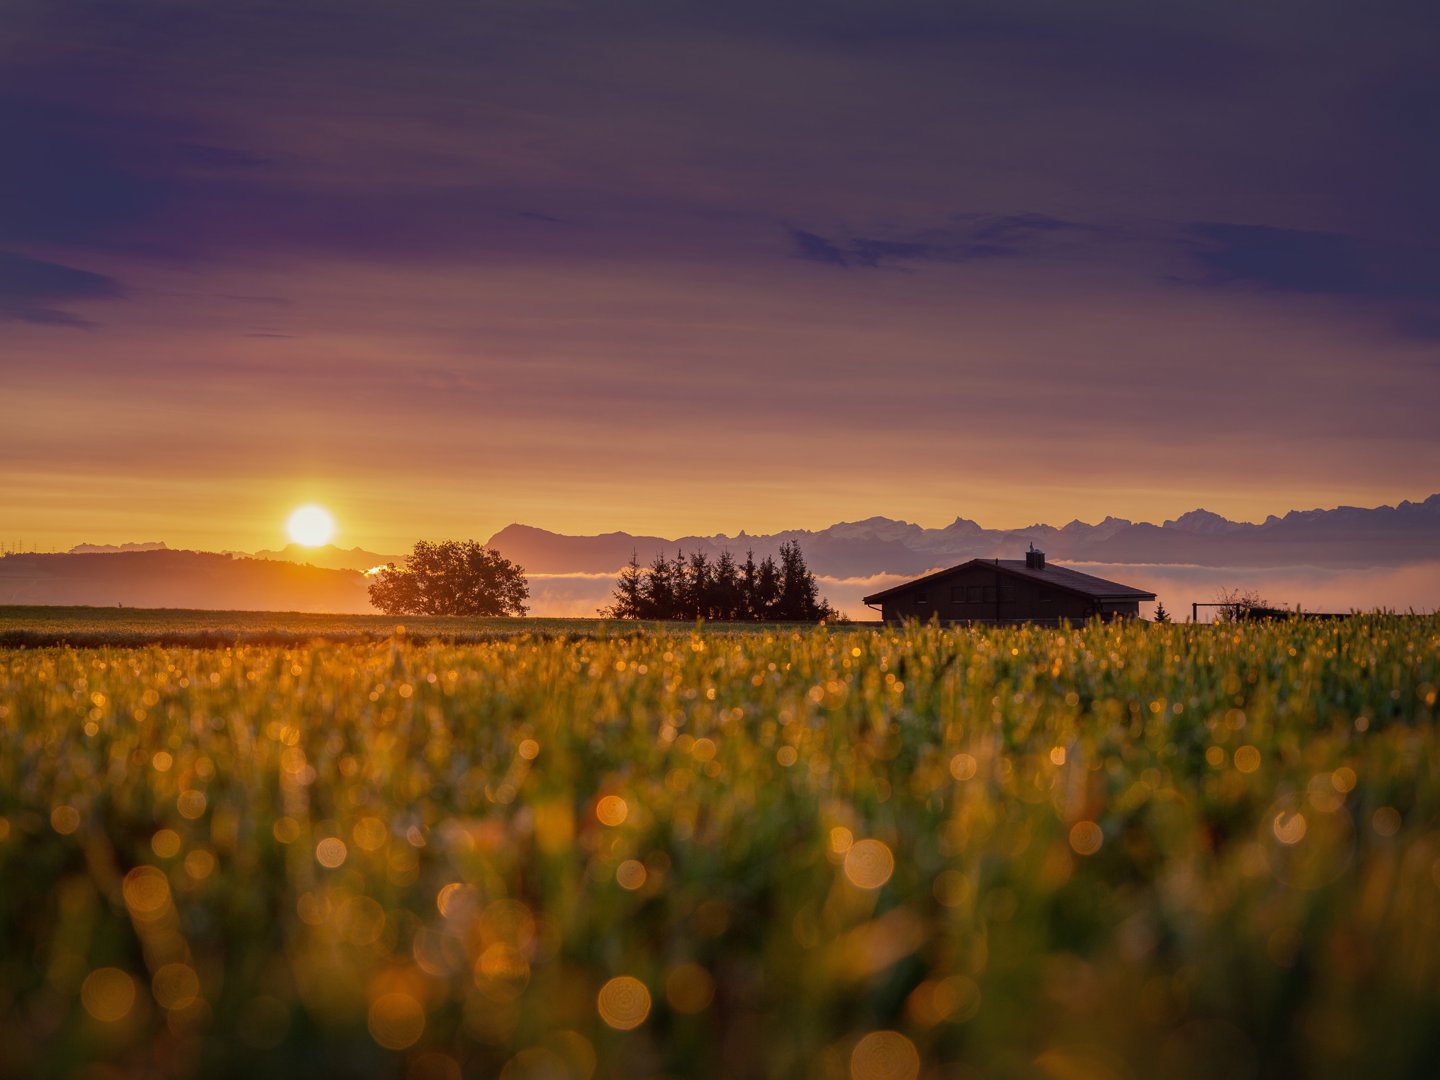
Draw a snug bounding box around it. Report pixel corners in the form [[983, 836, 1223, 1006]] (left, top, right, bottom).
[[863, 547, 1155, 625]]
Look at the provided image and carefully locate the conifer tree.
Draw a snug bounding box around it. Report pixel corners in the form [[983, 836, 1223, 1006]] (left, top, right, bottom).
[[640, 552, 678, 619], [713, 550, 742, 621], [685, 550, 713, 620], [600, 552, 644, 619]]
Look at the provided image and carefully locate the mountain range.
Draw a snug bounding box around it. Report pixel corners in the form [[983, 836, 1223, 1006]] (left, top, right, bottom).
[[482, 494, 1440, 578], [1, 494, 1434, 615]]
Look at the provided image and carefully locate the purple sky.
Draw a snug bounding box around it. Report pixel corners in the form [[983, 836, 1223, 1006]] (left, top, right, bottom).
[[3, 0, 1438, 552]]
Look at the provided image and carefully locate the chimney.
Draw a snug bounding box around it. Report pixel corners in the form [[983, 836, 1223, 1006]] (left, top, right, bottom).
[[1025, 544, 1046, 570]]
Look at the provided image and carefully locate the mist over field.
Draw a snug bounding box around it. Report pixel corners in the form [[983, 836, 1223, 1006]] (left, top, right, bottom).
[[528, 562, 1440, 621]]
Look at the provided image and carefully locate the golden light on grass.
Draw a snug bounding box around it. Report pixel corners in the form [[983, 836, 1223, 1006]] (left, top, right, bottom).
[[518, 738, 540, 760], [1272, 810, 1307, 845], [597, 976, 651, 1030], [50, 805, 80, 835], [665, 963, 715, 1014], [850, 1030, 920, 1080], [151, 828, 182, 858], [616, 859, 647, 890], [177, 789, 207, 820], [436, 882, 475, 918], [406, 1059, 460, 1080], [932, 869, 971, 908], [122, 865, 172, 917], [595, 795, 629, 826], [830, 826, 855, 855], [152, 963, 201, 1011], [949, 753, 977, 781], [184, 848, 216, 880], [1234, 745, 1262, 774], [1068, 821, 1103, 856], [1372, 807, 1402, 836], [367, 991, 426, 1050], [81, 968, 137, 1022], [353, 816, 389, 851], [286, 505, 336, 547], [907, 974, 982, 1026], [475, 943, 531, 1002], [499, 1049, 569, 1080], [272, 816, 301, 844], [408, 1052, 463, 1080], [315, 837, 348, 868], [843, 839, 895, 889], [776, 745, 798, 766]]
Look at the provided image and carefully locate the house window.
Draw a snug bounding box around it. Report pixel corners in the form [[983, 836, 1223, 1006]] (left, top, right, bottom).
[[967, 585, 982, 603], [983, 585, 995, 603], [1040, 589, 1055, 604], [916, 591, 928, 605], [950, 586, 964, 603], [999, 585, 1016, 602]]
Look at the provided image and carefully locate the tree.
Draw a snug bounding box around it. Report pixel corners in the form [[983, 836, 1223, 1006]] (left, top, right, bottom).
[[1215, 588, 1269, 623], [752, 554, 782, 620], [1152, 601, 1171, 624], [776, 540, 826, 621], [638, 552, 679, 619], [600, 552, 644, 619], [368, 540, 529, 616], [712, 550, 743, 621], [601, 541, 839, 622], [684, 550, 713, 620]]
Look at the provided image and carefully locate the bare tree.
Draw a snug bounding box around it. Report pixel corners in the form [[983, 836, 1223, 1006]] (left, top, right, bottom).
[[1215, 587, 1269, 622]]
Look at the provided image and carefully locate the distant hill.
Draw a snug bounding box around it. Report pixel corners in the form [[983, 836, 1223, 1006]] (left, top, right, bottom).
[[69, 541, 169, 554], [486, 494, 1440, 576], [0, 550, 371, 613], [245, 543, 404, 572]]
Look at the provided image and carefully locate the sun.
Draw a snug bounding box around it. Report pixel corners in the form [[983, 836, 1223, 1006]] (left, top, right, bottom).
[[286, 505, 336, 547]]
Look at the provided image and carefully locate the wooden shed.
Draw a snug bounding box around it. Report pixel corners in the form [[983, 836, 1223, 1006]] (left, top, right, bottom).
[[862, 548, 1155, 625]]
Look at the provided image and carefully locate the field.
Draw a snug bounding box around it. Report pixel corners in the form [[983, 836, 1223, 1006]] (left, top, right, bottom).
[[1, 615, 1438, 1079], [0, 607, 675, 649]]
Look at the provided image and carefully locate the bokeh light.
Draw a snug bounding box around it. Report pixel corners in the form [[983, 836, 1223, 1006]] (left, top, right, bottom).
[[597, 976, 651, 1030]]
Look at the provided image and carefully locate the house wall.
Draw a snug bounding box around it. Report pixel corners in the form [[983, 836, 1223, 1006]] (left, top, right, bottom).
[[876, 565, 1119, 624]]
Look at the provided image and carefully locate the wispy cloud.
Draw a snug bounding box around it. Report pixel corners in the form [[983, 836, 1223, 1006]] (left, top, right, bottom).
[[0, 251, 120, 328], [788, 213, 1084, 269]]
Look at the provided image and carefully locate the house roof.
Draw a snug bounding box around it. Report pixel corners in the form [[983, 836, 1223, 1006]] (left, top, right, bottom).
[[862, 559, 1157, 604]]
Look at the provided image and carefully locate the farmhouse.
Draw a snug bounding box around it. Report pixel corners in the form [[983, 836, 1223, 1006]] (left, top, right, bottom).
[[862, 548, 1156, 625]]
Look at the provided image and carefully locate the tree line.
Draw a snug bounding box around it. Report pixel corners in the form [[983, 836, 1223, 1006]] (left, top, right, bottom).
[[602, 541, 840, 622]]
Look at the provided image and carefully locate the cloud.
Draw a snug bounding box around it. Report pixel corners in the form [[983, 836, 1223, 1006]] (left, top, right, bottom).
[[0, 101, 175, 249], [0, 251, 121, 328], [1184, 222, 1440, 340], [1187, 223, 1440, 300], [789, 228, 851, 266], [176, 143, 272, 169], [788, 213, 1085, 269]]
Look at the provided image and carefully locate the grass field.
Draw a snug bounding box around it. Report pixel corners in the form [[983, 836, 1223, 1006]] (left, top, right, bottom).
[[1, 615, 1438, 1079], [0, 607, 815, 649]]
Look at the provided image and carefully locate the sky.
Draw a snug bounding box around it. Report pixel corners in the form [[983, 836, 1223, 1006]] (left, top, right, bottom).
[[3, 0, 1439, 554]]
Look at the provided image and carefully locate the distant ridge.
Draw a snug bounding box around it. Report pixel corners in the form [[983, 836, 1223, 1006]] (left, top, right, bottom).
[[245, 543, 404, 572], [70, 541, 169, 554], [0, 550, 370, 612], [485, 494, 1440, 577]]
